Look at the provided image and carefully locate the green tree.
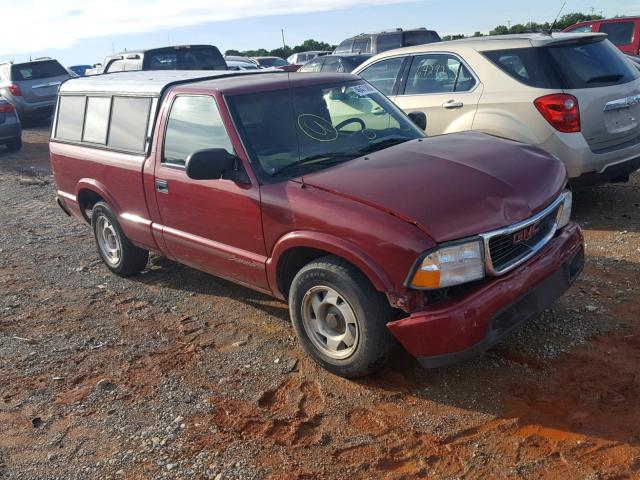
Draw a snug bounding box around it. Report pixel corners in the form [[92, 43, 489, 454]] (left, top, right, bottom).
[[488, 12, 605, 36], [472, 31, 483, 37], [490, 25, 509, 35], [292, 39, 334, 53], [227, 38, 337, 60], [269, 47, 292, 58], [554, 12, 604, 30], [441, 34, 466, 41], [509, 23, 528, 34]]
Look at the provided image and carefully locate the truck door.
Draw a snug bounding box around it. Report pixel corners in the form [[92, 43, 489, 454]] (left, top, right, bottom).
[[152, 93, 269, 290]]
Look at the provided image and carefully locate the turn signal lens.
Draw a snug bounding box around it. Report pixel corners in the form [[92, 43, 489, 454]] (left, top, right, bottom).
[[534, 94, 580, 133], [409, 241, 485, 289], [7, 83, 21, 96], [0, 102, 15, 113], [556, 190, 573, 229]]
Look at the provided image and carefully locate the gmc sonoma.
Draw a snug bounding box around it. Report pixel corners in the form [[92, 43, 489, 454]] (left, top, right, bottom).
[[50, 71, 584, 377]]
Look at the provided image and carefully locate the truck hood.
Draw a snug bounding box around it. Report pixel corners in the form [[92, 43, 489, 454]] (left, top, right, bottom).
[[301, 132, 566, 242]]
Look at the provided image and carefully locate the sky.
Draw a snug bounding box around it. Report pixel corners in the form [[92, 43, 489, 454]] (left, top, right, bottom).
[[0, 0, 636, 66]]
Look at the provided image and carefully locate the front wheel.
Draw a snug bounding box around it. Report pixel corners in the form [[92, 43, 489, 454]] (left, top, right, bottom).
[[91, 202, 148, 277], [289, 256, 396, 378]]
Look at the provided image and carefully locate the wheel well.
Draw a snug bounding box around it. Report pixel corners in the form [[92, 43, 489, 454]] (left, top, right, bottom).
[[77, 189, 104, 223], [277, 247, 327, 298], [276, 247, 378, 299]]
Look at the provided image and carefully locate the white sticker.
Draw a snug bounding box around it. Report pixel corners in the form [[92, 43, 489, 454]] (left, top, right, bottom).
[[349, 83, 378, 97]]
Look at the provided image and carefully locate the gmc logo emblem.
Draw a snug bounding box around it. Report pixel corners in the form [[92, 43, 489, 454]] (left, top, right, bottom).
[[512, 223, 540, 245]]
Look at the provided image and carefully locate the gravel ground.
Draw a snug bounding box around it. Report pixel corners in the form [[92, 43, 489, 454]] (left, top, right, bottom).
[[1, 128, 640, 479]]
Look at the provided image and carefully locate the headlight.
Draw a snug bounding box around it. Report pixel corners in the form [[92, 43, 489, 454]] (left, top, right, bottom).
[[556, 190, 573, 229], [408, 240, 485, 289]]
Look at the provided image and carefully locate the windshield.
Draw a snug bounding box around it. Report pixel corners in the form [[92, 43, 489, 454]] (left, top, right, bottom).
[[227, 81, 425, 182], [258, 58, 288, 67], [143, 47, 226, 70]]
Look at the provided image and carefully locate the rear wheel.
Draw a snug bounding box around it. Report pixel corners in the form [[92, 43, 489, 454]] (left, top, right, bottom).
[[289, 256, 396, 378], [6, 138, 21, 151], [91, 202, 148, 277]]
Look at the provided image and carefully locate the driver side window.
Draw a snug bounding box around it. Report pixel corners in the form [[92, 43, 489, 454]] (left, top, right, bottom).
[[163, 95, 233, 166]]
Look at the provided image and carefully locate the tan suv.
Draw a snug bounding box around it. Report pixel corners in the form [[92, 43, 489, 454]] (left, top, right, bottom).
[[354, 33, 640, 186]]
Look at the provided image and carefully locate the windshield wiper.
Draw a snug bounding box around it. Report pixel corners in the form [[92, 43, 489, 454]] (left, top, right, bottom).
[[356, 137, 411, 155], [586, 74, 624, 84], [271, 153, 357, 176]]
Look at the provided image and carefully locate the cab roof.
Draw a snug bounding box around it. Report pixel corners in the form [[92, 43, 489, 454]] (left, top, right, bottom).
[[58, 70, 360, 96]]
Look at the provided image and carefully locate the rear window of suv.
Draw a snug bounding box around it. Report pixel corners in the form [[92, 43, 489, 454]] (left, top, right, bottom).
[[403, 30, 441, 46], [143, 47, 226, 70], [11, 60, 67, 80], [484, 38, 639, 89]]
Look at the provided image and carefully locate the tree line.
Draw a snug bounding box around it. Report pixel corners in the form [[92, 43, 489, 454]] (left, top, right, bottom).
[[225, 39, 336, 59], [441, 12, 606, 41], [225, 12, 616, 58]]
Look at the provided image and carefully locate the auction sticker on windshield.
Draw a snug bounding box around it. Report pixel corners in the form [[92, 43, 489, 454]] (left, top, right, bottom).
[[349, 83, 378, 97]]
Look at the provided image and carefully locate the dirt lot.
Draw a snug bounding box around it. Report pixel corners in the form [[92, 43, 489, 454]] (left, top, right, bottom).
[[1, 127, 640, 480]]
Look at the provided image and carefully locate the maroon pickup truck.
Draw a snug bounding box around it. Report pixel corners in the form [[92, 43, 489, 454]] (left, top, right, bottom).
[[50, 71, 584, 377]]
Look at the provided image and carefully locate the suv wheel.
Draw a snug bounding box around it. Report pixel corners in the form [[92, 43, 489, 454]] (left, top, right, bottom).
[[91, 202, 148, 277], [6, 138, 21, 151], [289, 256, 396, 378]]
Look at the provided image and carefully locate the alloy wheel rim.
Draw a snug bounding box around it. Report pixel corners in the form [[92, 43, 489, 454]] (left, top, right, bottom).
[[301, 285, 359, 360], [96, 215, 121, 266]]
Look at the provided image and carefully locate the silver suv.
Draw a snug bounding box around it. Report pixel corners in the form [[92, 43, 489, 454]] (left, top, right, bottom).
[[354, 33, 640, 186], [0, 59, 70, 121]]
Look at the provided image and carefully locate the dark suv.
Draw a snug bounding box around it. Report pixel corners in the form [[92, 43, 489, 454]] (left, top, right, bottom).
[[0, 59, 70, 120], [99, 45, 227, 74], [334, 28, 441, 55]]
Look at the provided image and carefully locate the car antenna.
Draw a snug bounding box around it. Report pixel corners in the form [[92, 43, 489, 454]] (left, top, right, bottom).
[[548, 1, 566, 35]]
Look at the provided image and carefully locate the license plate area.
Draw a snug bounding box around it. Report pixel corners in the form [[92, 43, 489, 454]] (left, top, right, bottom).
[[604, 105, 639, 135]]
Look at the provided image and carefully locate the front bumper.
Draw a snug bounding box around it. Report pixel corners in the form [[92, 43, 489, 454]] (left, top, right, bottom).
[[387, 222, 584, 368]]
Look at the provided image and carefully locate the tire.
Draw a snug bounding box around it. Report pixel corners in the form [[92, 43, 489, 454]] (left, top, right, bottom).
[[6, 138, 21, 151], [91, 201, 148, 277], [289, 256, 396, 378]]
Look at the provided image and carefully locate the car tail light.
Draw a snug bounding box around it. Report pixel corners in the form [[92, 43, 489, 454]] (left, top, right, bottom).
[[534, 94, 580, 133], [0, 102, 15, 113], [7, 83, 21, 96]]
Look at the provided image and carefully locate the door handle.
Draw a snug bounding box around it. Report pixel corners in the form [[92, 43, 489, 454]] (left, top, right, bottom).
[[155, 179, 169, 194], [442, 100, 464, 109]]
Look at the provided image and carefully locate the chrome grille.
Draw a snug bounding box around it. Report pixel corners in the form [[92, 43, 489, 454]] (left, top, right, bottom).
[[487, 208, 558, 272], [481, 194, 567, 276]]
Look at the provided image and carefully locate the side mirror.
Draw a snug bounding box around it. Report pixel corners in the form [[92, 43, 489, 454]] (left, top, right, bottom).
[[186, 148, 237, 180], [408, 111, 427, 131]]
